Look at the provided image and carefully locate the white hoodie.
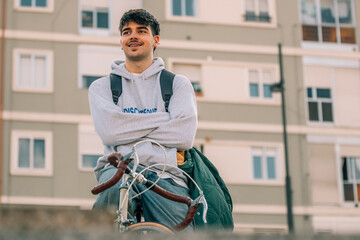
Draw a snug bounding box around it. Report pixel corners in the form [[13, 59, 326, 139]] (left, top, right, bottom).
[[88, 58, 198, 188]]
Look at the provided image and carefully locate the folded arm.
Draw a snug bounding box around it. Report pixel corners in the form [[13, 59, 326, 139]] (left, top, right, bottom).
[[88, 78, 170, 146], [144, 75, 198, 151]]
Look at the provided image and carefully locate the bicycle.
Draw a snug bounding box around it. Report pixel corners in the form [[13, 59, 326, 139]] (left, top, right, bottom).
[[91, 140, 208, 234]]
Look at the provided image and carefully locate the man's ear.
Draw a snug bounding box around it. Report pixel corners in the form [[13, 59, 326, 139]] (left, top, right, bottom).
[[120, 38, 123, 49], [153, 35, 160, 48]]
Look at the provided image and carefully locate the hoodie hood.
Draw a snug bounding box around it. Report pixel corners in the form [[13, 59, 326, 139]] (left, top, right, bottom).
[[111, 57, 165, 81]]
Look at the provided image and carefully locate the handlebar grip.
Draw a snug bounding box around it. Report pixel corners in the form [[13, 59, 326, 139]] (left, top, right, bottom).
[[173, 205, 198, 231], [91, 161, 129, 195], [107, 152, 123, 167], [145, 181, 192, 206]]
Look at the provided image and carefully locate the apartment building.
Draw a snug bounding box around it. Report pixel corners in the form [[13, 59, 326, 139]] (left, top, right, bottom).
[[1, 0, 360, 235]]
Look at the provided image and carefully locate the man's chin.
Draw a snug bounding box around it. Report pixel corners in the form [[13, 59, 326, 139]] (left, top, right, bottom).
[[126, 53, 147, 62]]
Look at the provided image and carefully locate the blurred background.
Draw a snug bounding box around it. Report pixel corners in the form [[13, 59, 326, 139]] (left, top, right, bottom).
[[1, 0, 360, 236]]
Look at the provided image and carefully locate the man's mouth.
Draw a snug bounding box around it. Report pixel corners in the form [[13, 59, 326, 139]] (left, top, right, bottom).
[[128, 42, 143, 47]]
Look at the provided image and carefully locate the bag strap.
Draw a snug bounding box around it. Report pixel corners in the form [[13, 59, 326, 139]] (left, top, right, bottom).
[[110, 70, 175, 112], [110, 73, 122, 105], [160, 69, 175, 112]]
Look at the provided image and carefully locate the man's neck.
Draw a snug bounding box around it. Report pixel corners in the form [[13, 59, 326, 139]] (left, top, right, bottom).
[[125, 58, 153, 74]]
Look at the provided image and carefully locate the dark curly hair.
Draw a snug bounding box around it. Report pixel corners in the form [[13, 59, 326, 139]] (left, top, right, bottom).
[[119, 9, 160, 37]]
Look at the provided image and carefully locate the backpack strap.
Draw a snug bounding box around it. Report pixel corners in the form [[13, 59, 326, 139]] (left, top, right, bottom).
[[110, 73, 122, 105], [160, 69, 175, 112], [109, 70, 175, 111]]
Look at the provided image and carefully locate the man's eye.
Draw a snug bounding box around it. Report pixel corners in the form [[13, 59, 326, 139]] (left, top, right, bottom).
[[123, 31, 130, 35]]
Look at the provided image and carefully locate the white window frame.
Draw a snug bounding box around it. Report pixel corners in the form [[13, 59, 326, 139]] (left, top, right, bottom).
[[341, 156, 360, 206], [244, 0, 271, 22], [14, 0, 54, 13], [196, 139, 284, 185], [79, 6, 111, 35], [78, 124, 103, 172], [241, 0, 277, 27], [251, 147, 281, 183], [12, 48, 54, 93], [306, 87, 334, 124], [172, 62, 203, 96], [300, 0, 357, 47], [11, 130, 53, 176], [247, 68, 275, 100], [170, 0, 198, 17], [167, 57, 280, 105]]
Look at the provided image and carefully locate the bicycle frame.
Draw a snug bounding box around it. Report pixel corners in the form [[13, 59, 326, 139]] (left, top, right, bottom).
[[117, 174, 131, 232], [91, 140, 208, 233]]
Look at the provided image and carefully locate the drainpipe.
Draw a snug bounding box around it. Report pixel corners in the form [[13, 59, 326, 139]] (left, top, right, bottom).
[[0, 0, 7, 204]]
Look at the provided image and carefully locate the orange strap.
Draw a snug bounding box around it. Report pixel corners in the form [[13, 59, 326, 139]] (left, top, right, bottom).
[[176, 151, 185, 165]]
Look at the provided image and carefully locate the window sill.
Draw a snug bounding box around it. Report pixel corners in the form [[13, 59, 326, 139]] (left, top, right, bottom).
[[14, 6, 54, 13], [79, 168, 95, 172], [301, 41, 358, 52], [79, 28, 111, 36], [196, 97, 280, 106], [307, 121, 335, 127], [12, 87, 53, 93], [165, 16, 277, 28], [231, 180, 284, 186], [10, 169, 53, 177]]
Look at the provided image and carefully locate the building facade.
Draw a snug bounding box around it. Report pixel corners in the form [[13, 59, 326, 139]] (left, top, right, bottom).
[[1, 0, 360, 234]]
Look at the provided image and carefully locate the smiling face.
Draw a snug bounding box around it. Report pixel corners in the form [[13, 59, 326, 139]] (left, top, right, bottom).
[[120, 21, 160, 63]]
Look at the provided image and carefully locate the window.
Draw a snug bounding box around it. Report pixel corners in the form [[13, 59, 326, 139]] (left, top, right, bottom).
[[82, 75, 101, 88], [11, 131, 53, 176], [248, 69, 274, 99], [81, 154, 101, 169], [13, 49, 53, 92], [78, 124, 103, 171], [14, 0, 53, 12], [342, 157, 360, 204], [173, 63, 202, 96], [301, 0, 355, 44], [20, 0, 47, 7], [78, 45, 124, 88], [81, 8, 109, 29], [307, 87, 333, 122], [252, 147, 278, 181], [172, 0, 196, 17], [245, 0, 271, 22]]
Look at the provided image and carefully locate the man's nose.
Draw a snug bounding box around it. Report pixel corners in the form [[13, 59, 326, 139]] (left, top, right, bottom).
[[129, 32, 139, 39]]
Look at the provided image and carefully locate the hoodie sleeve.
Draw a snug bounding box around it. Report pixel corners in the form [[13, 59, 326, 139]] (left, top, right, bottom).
[[88, 77, 170, 146], [144, 75, 198, 151]]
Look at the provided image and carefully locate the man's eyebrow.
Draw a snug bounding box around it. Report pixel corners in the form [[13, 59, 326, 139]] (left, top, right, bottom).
[[121, 26, 149, 33], [137, 26, 149, 31], [121, 27, 131, 33]]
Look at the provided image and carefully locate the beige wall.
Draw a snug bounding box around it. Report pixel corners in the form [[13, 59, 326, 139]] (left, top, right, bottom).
[[203, 65, 247, 102], [334, 68, 360, 127], [309, 144, 339, 206], [304, 66, 332, 88]]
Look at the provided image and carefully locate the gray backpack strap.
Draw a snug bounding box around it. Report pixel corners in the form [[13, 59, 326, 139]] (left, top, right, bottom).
[[160, 69, 175, 112], [110, 73, 122, 105]]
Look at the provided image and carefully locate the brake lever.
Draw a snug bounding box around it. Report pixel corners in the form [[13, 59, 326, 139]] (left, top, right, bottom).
[[199, 192, 208, 224], [191, 192, 208, 224]]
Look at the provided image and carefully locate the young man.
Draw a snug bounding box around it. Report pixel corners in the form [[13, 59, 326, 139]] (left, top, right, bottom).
[[88, 9, 197, 229]]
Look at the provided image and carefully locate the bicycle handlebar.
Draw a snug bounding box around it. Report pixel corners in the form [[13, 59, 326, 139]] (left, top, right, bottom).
[[91, 153, 130, 195], [90, 151, 205, 231], [144, 180, 201, 231]]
